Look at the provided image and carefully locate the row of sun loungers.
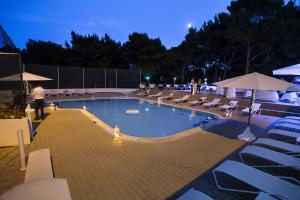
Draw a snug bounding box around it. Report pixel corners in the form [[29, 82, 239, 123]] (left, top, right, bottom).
[[177, 131, 300, 199], [141, 91, 263, 116], [267, 115, 300, 143], [177, 115, 300, 199], [45, 89, 94, 96]]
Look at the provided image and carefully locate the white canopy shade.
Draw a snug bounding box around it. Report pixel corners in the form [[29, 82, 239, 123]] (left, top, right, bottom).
[[0, 72, 52, 81], [214, 72, 295, 91], [273, 63, 300, 75]]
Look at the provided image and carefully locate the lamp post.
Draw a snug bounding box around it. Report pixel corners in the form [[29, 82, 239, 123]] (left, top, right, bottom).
[[173, 77, 176, 86], [145, 76, 150, 90]]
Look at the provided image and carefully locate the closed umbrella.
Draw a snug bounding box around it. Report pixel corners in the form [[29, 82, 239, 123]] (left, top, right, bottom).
[[214, 72, 298, 142]]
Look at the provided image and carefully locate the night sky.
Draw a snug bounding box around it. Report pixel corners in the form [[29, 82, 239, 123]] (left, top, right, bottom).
[[1, 0, 235, 49]]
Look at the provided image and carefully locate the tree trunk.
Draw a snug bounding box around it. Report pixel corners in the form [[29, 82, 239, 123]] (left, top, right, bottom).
[[223, 66, 227, 80], [245, 41, 251, 74], [181, 66, 185, 84], [214, 66, 218, 82]]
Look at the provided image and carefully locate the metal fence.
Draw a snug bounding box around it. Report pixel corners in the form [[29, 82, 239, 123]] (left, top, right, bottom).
[[24, 64, 141, 89]]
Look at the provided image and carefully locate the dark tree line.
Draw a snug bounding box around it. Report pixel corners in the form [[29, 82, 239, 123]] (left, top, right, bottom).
[[11, 0, 300, 83]]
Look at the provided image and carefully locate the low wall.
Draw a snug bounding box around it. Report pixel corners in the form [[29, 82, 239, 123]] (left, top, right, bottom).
[[0, 117, 31, 147]]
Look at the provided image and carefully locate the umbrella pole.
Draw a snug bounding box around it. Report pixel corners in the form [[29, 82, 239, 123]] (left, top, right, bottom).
[[238, 89, 256, 142], [247, 89, 256, 127]]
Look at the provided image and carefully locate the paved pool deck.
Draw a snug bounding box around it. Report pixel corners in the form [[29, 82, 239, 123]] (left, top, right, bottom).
[[0, 92, 281, 200]]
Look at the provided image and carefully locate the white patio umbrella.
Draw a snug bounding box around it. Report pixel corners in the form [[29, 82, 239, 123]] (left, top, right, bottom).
[[0, 72, 52, 81], [213, 72, 298, 142], [0, 72, 52, 106]]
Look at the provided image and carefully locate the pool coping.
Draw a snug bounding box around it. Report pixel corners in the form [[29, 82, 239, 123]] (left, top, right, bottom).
[[53, 97, 224, 143]]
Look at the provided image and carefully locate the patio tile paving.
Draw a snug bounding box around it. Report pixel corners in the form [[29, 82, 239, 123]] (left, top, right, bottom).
[[0, 109, 245, 200]]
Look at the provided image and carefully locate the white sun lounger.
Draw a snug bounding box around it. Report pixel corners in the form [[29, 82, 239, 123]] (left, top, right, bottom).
[[280, 118, 300, 125], [174, 95, 190, 103], [255, 192, 277, 200], [285, 116, 300, 121], [203, 98, 221, 108], [176, 188, 213, 200], [267, 129, 300, 143], [213, 160, 300, 199], [160, 93, 174, 100], [240, 146, 300, 169], [188, 97, 207, 106], [166, 84, 171, 89], [219, 100, 239, 111], [253, 138, 300, 156], [149, 92, 162, 98], [242, 103, 261, 116], [137, 90, 150, 96], [77, 89, 85, 96], [274, 122, 300, 133]]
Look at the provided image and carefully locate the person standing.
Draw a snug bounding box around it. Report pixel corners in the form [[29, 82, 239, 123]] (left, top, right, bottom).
[[197, 79, 202, 94], [192, 82, 197, 95], [31, 85, 45, 120], [190, 77, 195, 94]]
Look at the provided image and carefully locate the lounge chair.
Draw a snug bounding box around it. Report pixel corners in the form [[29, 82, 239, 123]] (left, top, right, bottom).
[[188, 97, 207, 106], [149, 92, 162, 98], [176, 188, 213, 200], [63, 89, 72, 96], [202, 98, 221, 108], [166, 84, 171, 89], [49, 89, 58, 96], [279, 118, 300, 125], [76, 89, 85, 96], [137, 90, 150, 96], [253, 138, 300, 156], [274, 122, 300, 133], [149, 84, 155, 89], [159, 93, 174, 100], [213, 160, 300, 200], [219, 100, 239, 111], [241, 103, 261, 116], [255, 192, 277, 200], [285, 116, 300, 121], [174, 95, 190, 103], [57, 89, 64, 96], [239, 146, 300, 183], [267, 129, 300, 143], [85, 89, 93, 95], [139, 83, 146, 89]]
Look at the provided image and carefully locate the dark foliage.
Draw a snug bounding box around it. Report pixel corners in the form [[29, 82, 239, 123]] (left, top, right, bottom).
[[21, 0, 300, 83]]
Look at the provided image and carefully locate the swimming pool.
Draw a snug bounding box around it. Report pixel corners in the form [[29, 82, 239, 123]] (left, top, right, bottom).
[[58, 98, 219, 138]]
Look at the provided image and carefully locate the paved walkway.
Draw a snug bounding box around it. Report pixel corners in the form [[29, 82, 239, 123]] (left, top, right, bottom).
[[0, 109, 244, 200]]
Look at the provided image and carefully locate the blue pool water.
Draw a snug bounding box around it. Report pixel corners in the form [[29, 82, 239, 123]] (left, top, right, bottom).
[[58, 98, 219, 137]]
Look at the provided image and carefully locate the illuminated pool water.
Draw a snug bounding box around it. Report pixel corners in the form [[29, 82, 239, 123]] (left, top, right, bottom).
[[58, 98, 219, 138]]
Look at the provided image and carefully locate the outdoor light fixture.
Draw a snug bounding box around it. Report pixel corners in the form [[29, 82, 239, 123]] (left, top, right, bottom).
[[113, 126, 123, 144], [145, 76, 150, 90], [173, 77, 176, 85]]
